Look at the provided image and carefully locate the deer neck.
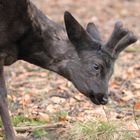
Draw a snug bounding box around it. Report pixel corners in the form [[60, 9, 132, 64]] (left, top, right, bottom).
[[18, 2, 77, 74]]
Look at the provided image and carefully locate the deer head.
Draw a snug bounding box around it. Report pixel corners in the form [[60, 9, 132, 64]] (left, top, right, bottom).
[[48, 12, 137, 105], [18, 5, 137, 105]]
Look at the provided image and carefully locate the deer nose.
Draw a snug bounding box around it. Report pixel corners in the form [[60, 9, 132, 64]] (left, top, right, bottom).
[[89, 92, 108, 105], [99, 95, 108, 105]]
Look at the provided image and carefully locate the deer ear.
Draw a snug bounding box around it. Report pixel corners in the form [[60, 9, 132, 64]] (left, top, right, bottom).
[[64, 11, 100, 51], [86, 22, 102, 41]]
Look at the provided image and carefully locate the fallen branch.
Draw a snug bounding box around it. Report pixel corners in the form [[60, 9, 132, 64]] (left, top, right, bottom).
[[0, 122, 66, 133]]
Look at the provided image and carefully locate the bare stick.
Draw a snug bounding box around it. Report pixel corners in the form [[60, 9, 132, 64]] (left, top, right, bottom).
[[0, 123, 66, 133]]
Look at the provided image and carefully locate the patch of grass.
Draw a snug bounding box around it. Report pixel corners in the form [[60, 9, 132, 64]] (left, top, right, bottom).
[[32, 129, 48, 138], [53, 110, 68, 122], [11, 115, 48, 138], [11, 115, 27, 126], [11, 115, 47, 127], [125, 47, 140, 53], [0, 119, 2, 128], [0, 115, 47, 128], [0, 115, 49, 138], [60, 119, 133, 140], [57, 110, 68, 118]]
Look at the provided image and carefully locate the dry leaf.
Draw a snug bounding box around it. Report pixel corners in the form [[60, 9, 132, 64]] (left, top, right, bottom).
[[19, 94, 32, 106], [58, 116, 66, 122], [38, 112, 51, 122], [121, 90, 133, 102], [134, 102, 140, 109]]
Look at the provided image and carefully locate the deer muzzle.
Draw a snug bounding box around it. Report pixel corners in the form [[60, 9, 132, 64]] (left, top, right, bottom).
[[89, 92, 108, 105]]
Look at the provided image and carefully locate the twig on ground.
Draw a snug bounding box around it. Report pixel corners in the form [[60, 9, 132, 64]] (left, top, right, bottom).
[[0, 122, 66, 133], [50, 93, 84, 102]]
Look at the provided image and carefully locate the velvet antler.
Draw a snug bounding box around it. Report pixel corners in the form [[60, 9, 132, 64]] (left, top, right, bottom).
[[104, 21, 137, 58], [86, 22, 102, 42]]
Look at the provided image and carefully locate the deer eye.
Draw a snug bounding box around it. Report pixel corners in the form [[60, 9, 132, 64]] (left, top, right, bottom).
[[92, 64, 100, 71]]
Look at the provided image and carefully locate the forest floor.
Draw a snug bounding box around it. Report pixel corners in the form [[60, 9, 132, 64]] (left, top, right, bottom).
[[1, 0, 140, 139]]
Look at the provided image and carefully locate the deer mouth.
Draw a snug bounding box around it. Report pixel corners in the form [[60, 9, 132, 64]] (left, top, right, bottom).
[[89, 93, 108, 105]]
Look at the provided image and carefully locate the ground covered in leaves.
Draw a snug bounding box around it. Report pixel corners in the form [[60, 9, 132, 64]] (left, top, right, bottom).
[[2, 0, 140, 139]]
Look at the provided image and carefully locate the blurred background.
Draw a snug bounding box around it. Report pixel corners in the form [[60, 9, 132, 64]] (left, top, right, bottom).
[[3, 0, 140, 139]]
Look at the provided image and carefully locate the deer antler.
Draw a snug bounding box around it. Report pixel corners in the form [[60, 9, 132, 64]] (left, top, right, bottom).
[[104, 21, 137, 58], [86, 22, 102, 42], [111, 31, 137, 57]]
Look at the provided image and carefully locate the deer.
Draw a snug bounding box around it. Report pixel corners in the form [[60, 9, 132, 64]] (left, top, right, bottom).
[[0, 0, 137, 139]]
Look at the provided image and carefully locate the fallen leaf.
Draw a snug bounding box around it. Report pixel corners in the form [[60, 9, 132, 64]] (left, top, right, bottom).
[[134, 102, 140, 109], [19, 94, 32, 107], [58, 116, 67, 122], [38, 112, 51, 122]]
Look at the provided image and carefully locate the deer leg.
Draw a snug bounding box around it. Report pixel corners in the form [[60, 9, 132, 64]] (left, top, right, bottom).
[[0, 54, 15, 140]]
